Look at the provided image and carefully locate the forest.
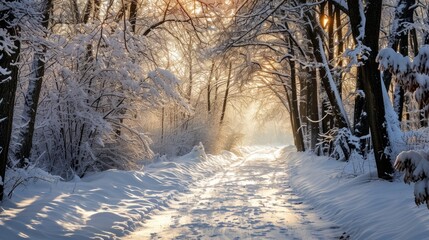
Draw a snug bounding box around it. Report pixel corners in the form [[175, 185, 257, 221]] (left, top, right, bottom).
[[2, 0, 429, 209]]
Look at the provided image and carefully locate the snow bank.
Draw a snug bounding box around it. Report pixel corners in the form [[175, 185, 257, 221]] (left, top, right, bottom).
[[283, 150, 429, 240], [0, 143, 240, 239]]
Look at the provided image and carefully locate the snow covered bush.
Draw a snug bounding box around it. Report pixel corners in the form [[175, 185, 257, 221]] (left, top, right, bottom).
[[379, 45, 429, 208], [317, 127, 360, 161], [13, 15, 188, 178], [394, 150, 429, 208]]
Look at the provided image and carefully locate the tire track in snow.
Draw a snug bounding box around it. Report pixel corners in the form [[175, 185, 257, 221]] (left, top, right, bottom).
[[123, 147, 343, 239]]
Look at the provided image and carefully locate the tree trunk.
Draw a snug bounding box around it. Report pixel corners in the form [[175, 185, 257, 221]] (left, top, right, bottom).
[[425, 7, 429, 45], [345, 0, 370, 154], [305, 11, 350, 131], [307, 68, 318, 150], [335, 6, 343, 94], [0, 2, 21, 200], [207, 61, 215, 113], [298, 66, 308, 143], [187, 40, 193, 104], [220, 62, 232, 125], [347, 0, 394, 180], [286, 34, 305, 152], [383, 0, 415, 122], [129, 0, 138, 33], [15, 0, 52, 168], [303, 8, 352, 159], [353, 68, 369, 154]]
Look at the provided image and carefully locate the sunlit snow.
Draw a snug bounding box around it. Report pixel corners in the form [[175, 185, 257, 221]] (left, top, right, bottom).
[[2, 145, 429, 239]]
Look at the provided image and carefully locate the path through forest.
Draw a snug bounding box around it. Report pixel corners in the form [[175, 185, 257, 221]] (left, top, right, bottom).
[[123, 147, 345, 239]]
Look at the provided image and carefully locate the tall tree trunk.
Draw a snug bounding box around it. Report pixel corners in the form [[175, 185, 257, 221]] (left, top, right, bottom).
[[321, 2, 337, 154], [425, 7, 429, 45], [383, 0, 415, 122], [15, 0, 53, 168], [220, 62, 232, 125], [335, 6, 343, 94], [353, 68, 369, 154], [307, 68, 318, 150], [0, 1, 21, 200], [70, 0, 80, 23], [409, 27, 425, 126], [298, 66, 308, 144], [207, 61, 215, 113], [304, 9, 351, 159], [129, 0, 138, 33], [347, 0, 394, 180], [286, 32, 305, 151], [346, 1, 369, 154], [187, 40, 193, 104], [283, 21, 305, 151], [305, 11, 350, 131], [161, 107, 165, 143]]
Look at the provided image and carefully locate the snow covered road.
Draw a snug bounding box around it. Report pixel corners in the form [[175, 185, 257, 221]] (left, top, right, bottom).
[[124, 147, 343, 239]]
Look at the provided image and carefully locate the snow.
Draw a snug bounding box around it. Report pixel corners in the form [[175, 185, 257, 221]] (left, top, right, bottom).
[[0, 117, 6, 124], [0, 143, 237, 239], [381, 79, 405, 157], [286, 150, 429, 240], [0, 66, 11, 76], [2, 145, 429, 239], [124, 146, 341, 239], [377, 45, 429, 100], [395, 150, 429, 208], [331, 0, 348, 12]]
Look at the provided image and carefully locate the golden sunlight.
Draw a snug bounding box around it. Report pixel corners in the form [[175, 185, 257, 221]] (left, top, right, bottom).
[[321, 14, 329, 28]]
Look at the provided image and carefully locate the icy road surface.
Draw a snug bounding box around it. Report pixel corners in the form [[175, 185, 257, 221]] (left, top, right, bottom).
[[124, 147, 343, 239]]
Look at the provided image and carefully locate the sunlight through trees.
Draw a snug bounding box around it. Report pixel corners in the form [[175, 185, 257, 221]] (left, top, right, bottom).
[[2, 0, 429, 207]]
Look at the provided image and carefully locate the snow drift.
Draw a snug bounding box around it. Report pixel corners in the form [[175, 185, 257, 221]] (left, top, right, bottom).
[[0, 143, 239, 239]]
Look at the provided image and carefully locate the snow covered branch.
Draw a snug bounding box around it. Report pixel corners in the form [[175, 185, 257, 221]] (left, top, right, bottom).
[[395, 150, 429, 208], [377, 45, 429, 106]]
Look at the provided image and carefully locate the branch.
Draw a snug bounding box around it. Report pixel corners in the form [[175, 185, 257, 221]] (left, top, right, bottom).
[[142, 18, 191, 36], [226, 0, 288, 49], [327, 0, 349, 15]]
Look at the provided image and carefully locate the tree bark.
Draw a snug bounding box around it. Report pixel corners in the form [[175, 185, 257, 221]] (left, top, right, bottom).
[[286, 33, 305, 151], [335, 6, 343, 94], [347, 0, 394, 180], [129, 0, 138, 33], [383, 0, 415, 122], [353, 68, 369, 154], [307, 68, 319, 150], [207, 61, 215, 113], [302, 7, 352, 159], [345, 0, 370, 151], [305, 11, 350, 131], [15, 0, 53, 168], [220, 62, 232, 125], [0, 1, 21, 200]]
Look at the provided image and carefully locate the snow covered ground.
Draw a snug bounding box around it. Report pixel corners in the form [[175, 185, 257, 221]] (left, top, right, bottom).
[[286, 150, 429, 240], [124, 146, 341, 239], [1, 144, 429, 239]]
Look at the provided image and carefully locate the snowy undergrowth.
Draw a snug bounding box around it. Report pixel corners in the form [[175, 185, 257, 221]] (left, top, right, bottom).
[[284, 149, 429, 240], [0, 143, 240, 239]]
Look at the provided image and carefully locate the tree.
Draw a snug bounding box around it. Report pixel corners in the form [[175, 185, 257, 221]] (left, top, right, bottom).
[[0, 0, 21, 200], [286, 38, 305, 152], [14, 0, 53, 168], [383, 0, 416, 122], [302, 4, 352, 160], [347, 0, 394, 180]]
